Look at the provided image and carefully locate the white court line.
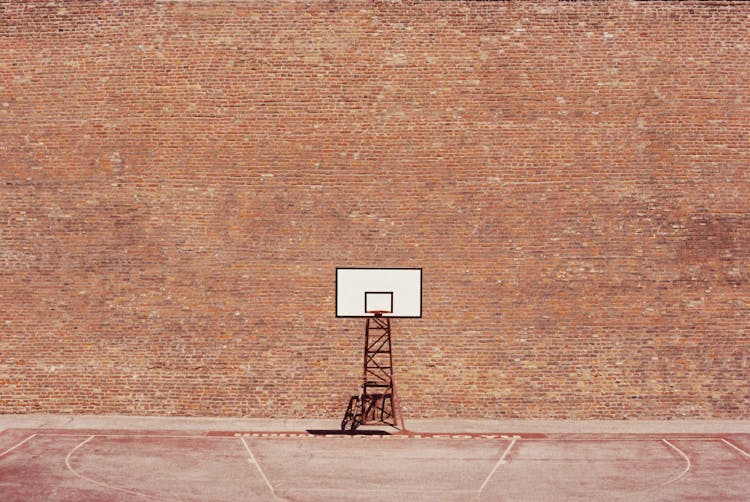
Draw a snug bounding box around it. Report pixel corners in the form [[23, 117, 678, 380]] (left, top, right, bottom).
[[65, 435, 175, 501], [0, 434, 36, 459], [660, 439, 691, 486], [520, 437, 725, 442], [281, 487, 479, 494], [721, 438, 750, 460], [240, 436, 283, 501], [674, 437, 738, 442], [478, 437, 517, 497]]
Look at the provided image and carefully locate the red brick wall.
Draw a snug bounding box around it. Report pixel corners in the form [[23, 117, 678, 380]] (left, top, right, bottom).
[[1, 1, 748, 419]]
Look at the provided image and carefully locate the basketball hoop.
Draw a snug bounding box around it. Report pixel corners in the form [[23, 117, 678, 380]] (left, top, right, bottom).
[[336, 268, 422, 433]]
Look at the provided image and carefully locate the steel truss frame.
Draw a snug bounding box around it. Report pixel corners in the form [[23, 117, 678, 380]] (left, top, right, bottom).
[[341, 315, 403, 432]]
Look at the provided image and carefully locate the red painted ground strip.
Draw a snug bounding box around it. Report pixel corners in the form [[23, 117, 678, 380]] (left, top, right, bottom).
[[226, 431, 549, 439], [3, 428, 748, 440], [4, 428, 546, 438]]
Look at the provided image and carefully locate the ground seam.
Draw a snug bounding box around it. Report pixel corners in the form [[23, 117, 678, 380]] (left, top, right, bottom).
[[38, 433, 236, 439]]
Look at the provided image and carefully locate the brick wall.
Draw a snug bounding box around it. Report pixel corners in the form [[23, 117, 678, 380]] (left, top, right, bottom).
[[1, 0, 748, 419]]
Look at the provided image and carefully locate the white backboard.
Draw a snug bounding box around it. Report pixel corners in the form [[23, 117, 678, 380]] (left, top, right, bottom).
[[336, 268, 422, 318]]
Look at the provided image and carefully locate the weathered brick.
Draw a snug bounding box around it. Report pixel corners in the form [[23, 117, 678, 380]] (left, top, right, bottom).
[[0, 1, 748, 419]]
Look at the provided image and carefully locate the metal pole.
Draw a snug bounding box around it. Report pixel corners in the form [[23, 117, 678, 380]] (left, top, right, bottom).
[[388, 320, 406, 431]]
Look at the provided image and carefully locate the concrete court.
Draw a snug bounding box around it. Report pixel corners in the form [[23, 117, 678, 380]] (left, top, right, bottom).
[[1, 415, 749, 501]]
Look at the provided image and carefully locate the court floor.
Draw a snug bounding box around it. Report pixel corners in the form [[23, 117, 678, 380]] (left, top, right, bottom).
[[1, 428, 749, 501]]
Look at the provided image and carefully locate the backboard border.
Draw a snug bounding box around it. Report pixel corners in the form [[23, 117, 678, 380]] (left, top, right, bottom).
[[335, 267, 422, 318]]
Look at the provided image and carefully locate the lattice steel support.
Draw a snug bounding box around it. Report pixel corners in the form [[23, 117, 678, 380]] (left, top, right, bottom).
[[341, 315, 404, 432]]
